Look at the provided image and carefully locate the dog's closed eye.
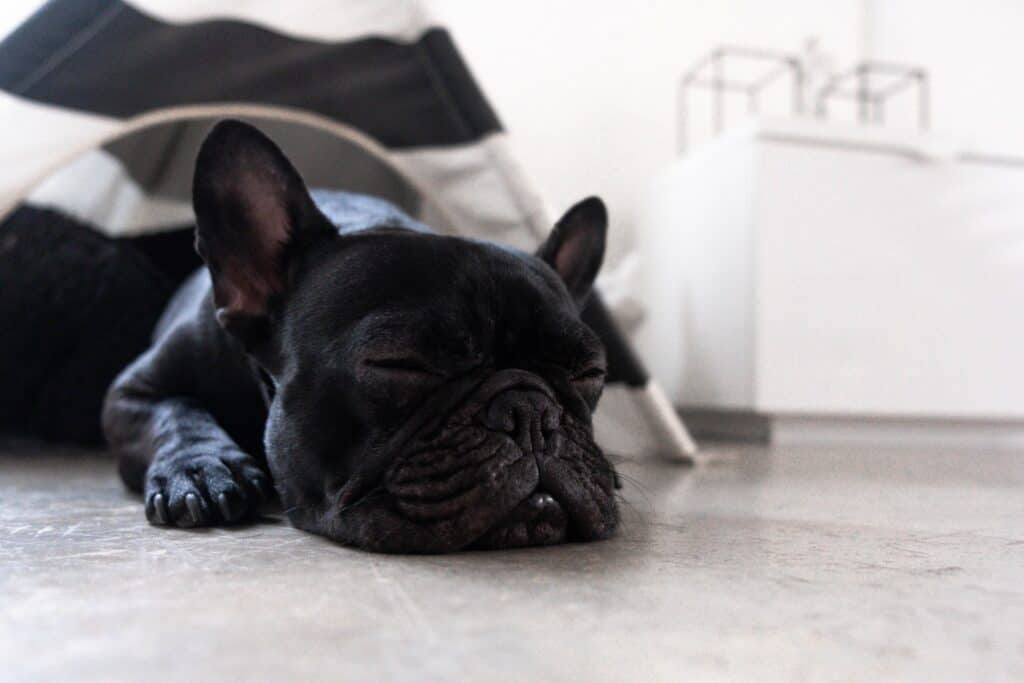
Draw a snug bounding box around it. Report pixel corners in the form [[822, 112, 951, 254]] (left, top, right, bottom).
[[571, 365, 606, 383], [362, 356, 442, 377]]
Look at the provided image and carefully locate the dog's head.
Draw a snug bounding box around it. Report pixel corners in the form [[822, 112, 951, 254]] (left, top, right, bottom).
[[192, 120, 618, 552]]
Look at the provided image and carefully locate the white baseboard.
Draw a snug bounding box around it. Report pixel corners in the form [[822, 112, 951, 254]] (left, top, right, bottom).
[[772, 415, 1024, 451], [680, 409, 1024, 450]]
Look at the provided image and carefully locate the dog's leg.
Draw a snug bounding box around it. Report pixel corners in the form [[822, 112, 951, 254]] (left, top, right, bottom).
[[103, 324, 272, 528]]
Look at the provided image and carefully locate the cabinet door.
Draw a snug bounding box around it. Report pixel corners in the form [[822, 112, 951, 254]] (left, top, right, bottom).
[[756, 142, 1024, 418]]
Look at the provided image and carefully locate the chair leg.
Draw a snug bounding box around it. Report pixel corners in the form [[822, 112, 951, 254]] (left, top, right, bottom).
[[636, 382, 701, 464]]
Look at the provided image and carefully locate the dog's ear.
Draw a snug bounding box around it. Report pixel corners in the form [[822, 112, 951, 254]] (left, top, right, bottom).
[[537, 196, 607, 306], [192, 119, 331, 339]]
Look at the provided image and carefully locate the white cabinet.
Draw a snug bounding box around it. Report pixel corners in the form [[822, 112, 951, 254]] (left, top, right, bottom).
[[636, 118, 1024, 425]]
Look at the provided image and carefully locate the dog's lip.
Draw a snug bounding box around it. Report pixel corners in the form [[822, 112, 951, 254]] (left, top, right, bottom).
[[470, 488, 570, 549]]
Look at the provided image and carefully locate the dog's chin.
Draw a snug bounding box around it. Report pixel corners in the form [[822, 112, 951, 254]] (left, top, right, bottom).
[[297, 413, 618, 554]]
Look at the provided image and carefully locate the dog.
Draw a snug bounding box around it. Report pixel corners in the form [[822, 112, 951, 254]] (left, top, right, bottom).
[[98, 120, 619, 553]]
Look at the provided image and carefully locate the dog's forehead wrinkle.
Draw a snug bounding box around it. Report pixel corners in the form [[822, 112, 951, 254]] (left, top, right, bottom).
[[352, 310, 469, 348], [284, 235, 502, 337], [277, 232, 599, 380]]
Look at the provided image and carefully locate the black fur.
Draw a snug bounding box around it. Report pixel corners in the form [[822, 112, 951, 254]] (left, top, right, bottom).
[[0, 207, 175, 443]]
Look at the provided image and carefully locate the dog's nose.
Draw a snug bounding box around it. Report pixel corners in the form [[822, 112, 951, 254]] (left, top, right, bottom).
[[482, 389, 561, 453]]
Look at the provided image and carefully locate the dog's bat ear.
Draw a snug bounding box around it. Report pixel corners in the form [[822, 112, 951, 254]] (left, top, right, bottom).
[[192, 119, 332, 338], [537, 196, 608, 306]]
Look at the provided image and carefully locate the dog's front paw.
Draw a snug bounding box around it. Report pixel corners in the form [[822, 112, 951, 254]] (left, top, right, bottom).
[[144, 450, 272, 528]]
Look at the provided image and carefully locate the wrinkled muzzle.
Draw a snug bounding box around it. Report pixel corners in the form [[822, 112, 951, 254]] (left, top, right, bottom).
[[298, 370, 619, 553]]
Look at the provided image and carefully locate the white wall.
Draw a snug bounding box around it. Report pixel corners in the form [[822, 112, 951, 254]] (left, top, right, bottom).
[[867, 0, 1024, 154], [427, 0, 861, 260]]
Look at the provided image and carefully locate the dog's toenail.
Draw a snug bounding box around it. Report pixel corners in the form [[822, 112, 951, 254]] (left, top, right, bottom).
[[185, 493, 202, 523], [152, 493, 168, 524], [217, 492, 232, 520]]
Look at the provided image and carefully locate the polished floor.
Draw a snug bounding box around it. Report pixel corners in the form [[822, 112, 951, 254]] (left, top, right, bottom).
[[2, 442, 1022, 682]]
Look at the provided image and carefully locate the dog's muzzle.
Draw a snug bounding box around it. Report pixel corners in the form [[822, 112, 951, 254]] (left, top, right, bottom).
[[383, 370, 618, 550], [304, 369, 618, 553]]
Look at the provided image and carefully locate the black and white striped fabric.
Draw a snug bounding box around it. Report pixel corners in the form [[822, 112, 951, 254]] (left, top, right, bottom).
[[0, 0, 695, 458]]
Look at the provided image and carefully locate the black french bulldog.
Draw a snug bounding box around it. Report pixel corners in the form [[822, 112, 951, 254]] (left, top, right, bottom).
[[101, 120, 619, 552]]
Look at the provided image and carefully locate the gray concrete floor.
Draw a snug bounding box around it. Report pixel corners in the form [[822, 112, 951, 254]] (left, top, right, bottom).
[[2, 443, 1022, 682]]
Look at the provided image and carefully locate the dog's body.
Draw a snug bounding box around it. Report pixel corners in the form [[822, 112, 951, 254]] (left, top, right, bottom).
[[93, 121, 619, 553]]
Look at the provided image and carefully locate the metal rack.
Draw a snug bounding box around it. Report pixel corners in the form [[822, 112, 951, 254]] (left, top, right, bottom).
[[677, 47, 931, 155], [676, 46, 804, 154], [814, 61, 930, 129]]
